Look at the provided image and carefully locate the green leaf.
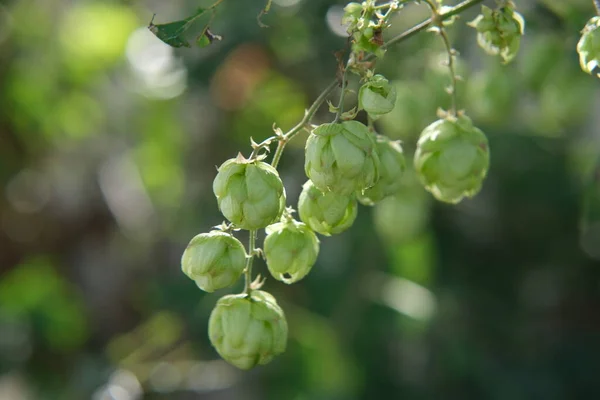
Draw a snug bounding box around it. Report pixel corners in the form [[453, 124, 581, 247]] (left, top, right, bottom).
[[148, 8, 207, 48]]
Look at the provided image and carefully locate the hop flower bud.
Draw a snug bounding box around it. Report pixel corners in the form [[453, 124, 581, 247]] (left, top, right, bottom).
[[468, 4, 525, 64], [358, 75, 397, 120], [213, 155, 286, 230], [181, 231, 246, 292], [305, 121, 380, 195], [358, 135, 406, 205], [208, 290, 287, 370], [298, 180, 357, 236], [577, 17, 600, 78], [264, 219, 319, 284], [414, 114, 490, 204]]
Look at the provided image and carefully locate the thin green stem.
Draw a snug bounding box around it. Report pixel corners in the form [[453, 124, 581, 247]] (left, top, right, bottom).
[[243, 230, 257, 294], [422, 0, 459, 115], [334, 66, 349, 123], [209, 0, 226, 10]]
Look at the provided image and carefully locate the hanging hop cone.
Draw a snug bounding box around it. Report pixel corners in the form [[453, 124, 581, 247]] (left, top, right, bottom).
[[264, 218, 319, 284], [414, 114, 490, 204], [358, 134, 406, 206], [181, 231, 246, 292], [468, 3, 525, 64], [305, 121, 380, 195], [213, 155, 286, 230], [208, 290, 288, 370], [298, 180, 357, 236], [577, 16, 600, 77], [358, 74, 397, 120]]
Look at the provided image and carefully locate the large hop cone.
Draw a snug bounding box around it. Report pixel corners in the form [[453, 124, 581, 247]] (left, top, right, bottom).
[[181, 231, 246, 292], [213, 155, 285, 230], [305, 121, 380, 195], [208, 290, 288, 370], [414, 114, 490, 204], [264, 218, 319, 284]]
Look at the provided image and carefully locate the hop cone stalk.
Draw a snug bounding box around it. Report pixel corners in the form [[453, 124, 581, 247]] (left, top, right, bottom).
[[358, 75, 397, 120], [414, 114, 490, 204], [298, 180, 357, 236], [358, 134, 406, 205], [208, 290, 288, 370], [264, 218, 319, 284], [468, 3, 525, 64], [577, 16, 600, 77], [305, 121, 380, 195], [181, 231, 246, 292], [213, 155, 285, 230]]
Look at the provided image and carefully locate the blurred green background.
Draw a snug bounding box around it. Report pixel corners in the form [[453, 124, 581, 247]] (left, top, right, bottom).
[[1, 0, 600, 399]]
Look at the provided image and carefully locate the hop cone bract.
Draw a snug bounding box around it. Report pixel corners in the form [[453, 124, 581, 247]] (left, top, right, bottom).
[[358, 75, 397, 120]]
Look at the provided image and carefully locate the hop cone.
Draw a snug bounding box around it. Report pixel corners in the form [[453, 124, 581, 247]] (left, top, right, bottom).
[[305, 121, 380, 195], [181, 231, 246, 292], [358, 75, 397, 120], [468, 3, 525, 64], [208, 290, 287, 370], [358, 135, 406, 205], [264, 218, 319, 284], [577, 16, 600, 77], [414, 115, 490, 204], [213, 155, 285, 230], [298, 180, 357, 236]]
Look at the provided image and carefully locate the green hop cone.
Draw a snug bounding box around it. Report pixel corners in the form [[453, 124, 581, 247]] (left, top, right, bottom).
[[468, 4, 525, 64], [358, 75, 397, 120], [298, 180, 357, 236], [213, 155, 285, 230], [264, 218, 319, 284], [181, 231, 246, 292], [358, 135, 406, 206], [414, 114, 490, 204], [208, 290, 288, 370], [305, 121, 380, 195], [577, 16, 600, 77]]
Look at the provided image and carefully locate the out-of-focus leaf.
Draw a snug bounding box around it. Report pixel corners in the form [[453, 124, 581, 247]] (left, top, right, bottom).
[[148, 7, 206, 48]]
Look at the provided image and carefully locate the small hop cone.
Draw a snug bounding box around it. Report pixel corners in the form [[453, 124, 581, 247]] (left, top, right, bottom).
[[181, 231, 246, 292], [577, 17, 600, 77], [414, 114, 490, 204], [305, 121, 380, 195], [468, 4, 525, 64], [358, 75, 397, 120], [264, 219, 320, 284], [213, 156, 286, 230], [298, 180, 357, 236], [208, 290, 288, 370], [358, 134, 406, 205]]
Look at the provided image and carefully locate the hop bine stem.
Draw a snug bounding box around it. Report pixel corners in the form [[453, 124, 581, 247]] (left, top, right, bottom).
[[243, 230, 257, 294]]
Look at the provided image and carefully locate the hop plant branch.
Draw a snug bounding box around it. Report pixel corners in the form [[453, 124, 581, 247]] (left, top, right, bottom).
[[240, 0, 485, 295]]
